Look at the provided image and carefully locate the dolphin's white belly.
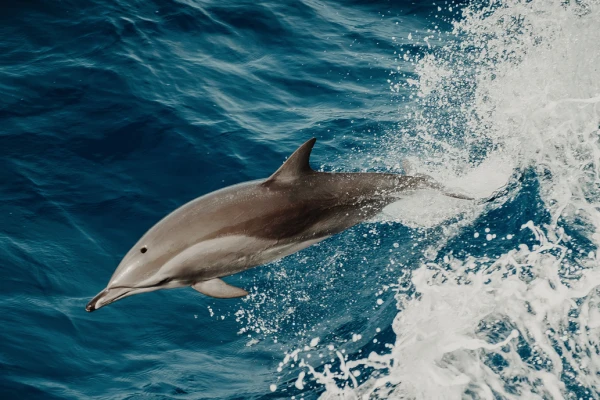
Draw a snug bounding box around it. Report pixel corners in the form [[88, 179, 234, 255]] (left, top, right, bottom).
[[150, 234, 329, 285]]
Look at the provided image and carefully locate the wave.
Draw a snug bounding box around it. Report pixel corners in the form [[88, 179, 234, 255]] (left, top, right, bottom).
[[282, 0, 600, 398]]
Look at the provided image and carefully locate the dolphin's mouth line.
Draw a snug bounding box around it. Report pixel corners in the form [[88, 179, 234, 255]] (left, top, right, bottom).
[[108, 289, 132, 302], [86, 288, 126, 312], [86, 279, 178, 312], [86, 288, 139, 312], [109, 277, 174, 291]]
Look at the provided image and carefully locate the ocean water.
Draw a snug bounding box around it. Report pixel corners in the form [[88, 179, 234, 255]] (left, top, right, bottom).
[[2, 0, 600, 399]]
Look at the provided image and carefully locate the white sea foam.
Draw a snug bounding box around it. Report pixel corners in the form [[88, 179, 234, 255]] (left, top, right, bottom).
[[291, 0, 600, 398]]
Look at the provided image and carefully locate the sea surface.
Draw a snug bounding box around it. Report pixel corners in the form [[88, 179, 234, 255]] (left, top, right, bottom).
[[2, 0, 600, 399]]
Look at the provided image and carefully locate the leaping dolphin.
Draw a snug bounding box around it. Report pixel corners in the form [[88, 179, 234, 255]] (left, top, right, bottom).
[[86, 138, 470, 312]]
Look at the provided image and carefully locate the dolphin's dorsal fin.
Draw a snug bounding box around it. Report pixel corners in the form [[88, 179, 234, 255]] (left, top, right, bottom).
[[263, 138, 316, 185]]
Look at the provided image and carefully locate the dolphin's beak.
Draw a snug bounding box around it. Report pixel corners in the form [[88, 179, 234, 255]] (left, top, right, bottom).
[[85, 287, 133, 312], [86, 285, 162, 312], [86, 289, 107, 312]]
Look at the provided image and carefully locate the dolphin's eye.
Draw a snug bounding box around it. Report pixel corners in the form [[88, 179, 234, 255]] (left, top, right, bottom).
[[140, 246, 147, 254]]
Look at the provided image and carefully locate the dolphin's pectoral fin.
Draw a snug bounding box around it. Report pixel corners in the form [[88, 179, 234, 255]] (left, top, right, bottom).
[[192, 279, 249, 299]]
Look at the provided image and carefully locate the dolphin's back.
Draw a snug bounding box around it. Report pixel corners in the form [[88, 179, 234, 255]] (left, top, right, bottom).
[[156, 170, 429, 245]]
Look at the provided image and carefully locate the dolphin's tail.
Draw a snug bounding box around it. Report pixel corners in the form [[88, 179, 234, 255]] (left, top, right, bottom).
[[476, 169, 525, 204], [441, 190, 476, 201], [403, 157, 522, 204], [412, 173, 475, 201], [421, 168, 524, 204]]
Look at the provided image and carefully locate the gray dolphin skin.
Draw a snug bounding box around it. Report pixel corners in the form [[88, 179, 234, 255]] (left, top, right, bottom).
[[86, 138, 469, 312]]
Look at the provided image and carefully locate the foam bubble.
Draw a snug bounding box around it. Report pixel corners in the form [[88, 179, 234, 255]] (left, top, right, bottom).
[[303, 0, 600, 398]]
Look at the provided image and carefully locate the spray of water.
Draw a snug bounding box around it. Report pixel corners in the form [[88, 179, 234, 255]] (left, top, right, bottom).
[[286, 0, 600, 398]]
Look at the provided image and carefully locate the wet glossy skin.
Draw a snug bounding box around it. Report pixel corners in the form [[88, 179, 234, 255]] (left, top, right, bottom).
[[86, 139, 441, 312]]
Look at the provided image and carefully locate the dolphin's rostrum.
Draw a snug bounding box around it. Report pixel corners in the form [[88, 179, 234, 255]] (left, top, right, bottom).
[[86, 138, 469, 312]]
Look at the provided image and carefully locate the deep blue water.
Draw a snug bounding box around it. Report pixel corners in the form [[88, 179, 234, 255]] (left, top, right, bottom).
[[1, 1, 454, 398], [7, 0, 596, 399]]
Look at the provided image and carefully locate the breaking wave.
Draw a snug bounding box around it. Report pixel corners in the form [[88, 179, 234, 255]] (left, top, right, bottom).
[[283, 1, 600, 398]]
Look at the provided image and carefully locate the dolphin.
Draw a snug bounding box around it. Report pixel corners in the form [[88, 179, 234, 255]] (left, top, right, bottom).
[[86, 138, 470, 312]]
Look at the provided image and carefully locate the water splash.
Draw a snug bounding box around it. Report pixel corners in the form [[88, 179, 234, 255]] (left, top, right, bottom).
[[290, 0, 600, 398]]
